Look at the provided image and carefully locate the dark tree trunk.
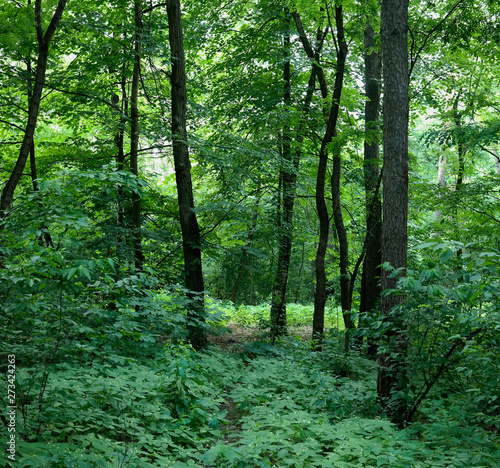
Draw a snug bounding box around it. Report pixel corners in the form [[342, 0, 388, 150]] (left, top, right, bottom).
[[0, 0, 67, 218], [331, 148, 355, 352], [359, 21, 382, 357], [115, 64, 130, 261], [453, 95, 466, 191], [270, 13, 294, 338], [25, 56, 53, 249], [167, 0, 207, 350], [377, 0, 410, 427], [130, 0, 145, 270], [312, 5, 347, 347]]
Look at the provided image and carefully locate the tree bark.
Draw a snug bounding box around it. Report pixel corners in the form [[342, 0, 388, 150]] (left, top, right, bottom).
[[331, 148, 355, 352], [312, 5, 348, 347], [453, 95, 466, 192], [130, 0, 145, 270], [167, 0, 207, 350], [377, 0, 410, 427], [0, 0, 67, 218], [24, 51, 53, 249], [270, 12, 294, 338], [359, 21, 382, 357], [492, 147, 500, 176]]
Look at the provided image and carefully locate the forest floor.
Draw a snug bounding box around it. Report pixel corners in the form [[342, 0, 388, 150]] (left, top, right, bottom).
[[198, 322, 500, 468], [3, 318, 498, 467]]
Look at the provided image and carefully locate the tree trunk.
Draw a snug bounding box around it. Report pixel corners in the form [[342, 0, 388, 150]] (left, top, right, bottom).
[[377, 0, 410, 427], [359, 21, 382, 357], [453, 96, 466, 192], [331, 149, 355, 352], [0, 0, 67, 218], [130, 0, 145, 270], [25, 54, 54, 249], [167, 0, 207, 350], [270, 13, 293, 338], [312, 5, 347, 348], [116, 70, 128, 251]]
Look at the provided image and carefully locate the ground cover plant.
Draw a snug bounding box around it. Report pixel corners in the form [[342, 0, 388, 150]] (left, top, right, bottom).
[[1, 295, 498, 466], [2, 0, 500, 466]]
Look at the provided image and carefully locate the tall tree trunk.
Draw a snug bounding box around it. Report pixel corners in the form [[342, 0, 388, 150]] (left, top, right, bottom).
[[26, 54, 54, 248], [0, 0, 67, 218], [331, 149, 355, 352], [453, 96, 466, 192], [377, 0, 410, 427], [359, 21, 382, 357], [312, 5, 348, 347], [270, 13, 294, 338], [167, 0, 207, 350], [130, 0, 145, 270]]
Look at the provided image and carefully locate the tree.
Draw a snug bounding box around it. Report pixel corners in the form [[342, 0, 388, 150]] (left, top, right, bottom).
[[312, 4, 348, 346], [377, 0, 410, 425], [269, 9, 294, 338], [358, 12, 382, 356], [0, 0, 67, 219], [167, 0, 207, 349], [130, 0, 145, 270]]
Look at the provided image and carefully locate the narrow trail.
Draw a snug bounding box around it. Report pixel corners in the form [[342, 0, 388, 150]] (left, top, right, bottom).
[[219, 396, 244, 444]]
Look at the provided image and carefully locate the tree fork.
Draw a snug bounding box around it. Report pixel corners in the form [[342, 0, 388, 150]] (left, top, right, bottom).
[[312, 4, 348, 347]]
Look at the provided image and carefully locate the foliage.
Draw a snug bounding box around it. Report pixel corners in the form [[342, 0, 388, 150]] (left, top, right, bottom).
[[372, 242, 500, 426], [1, 0, 500, 466], [215, 301, 343, 330]]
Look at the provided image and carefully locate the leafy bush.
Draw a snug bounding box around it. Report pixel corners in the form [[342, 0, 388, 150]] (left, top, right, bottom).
[[374, 241, 500, 426]]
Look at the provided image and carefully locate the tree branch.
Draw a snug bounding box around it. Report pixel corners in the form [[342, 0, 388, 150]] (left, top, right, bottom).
[[409, 0, 465, 78]]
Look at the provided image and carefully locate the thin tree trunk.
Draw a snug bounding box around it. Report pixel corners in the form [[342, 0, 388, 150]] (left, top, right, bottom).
[[312, 5, 348, 348], [130, 0, 145, 270], [331, 149, 355, 352], [0, 0, 67, 218], [453, 97, 466, 192], [377, 0, 410, 427], [167, 0, 207, 350], [26, 54, 54, 249], [294, 242, 306, 303], [359, 20, 382, 357], [270, 13, 323, 337]]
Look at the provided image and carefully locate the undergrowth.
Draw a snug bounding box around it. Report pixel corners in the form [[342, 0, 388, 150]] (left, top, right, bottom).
[[209, 300, 344, 330], [2, 329, 498, 467]]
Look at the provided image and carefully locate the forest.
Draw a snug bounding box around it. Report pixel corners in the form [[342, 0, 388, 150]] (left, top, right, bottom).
[[0, 0, 499, 466]]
